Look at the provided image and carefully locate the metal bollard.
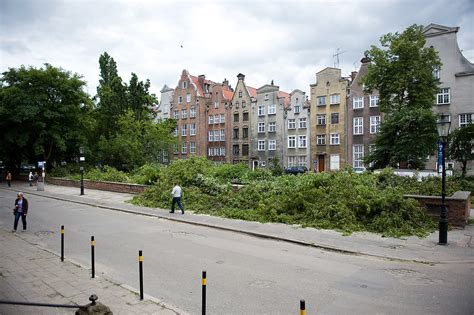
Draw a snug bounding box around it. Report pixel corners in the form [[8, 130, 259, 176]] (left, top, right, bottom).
[[61, 225, 64, 262], [202, 271, 206, 315], [139, 250, 144, 300], [91, 236, 95, 278], [300, 299, 306, 315]]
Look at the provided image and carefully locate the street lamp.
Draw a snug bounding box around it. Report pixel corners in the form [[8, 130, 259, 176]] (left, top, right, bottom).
[[79, 146, 85, 196], [436, 113, 451, 245]]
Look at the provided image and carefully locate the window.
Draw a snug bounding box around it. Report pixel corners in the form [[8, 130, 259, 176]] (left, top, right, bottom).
[[258, 122, 265, 133], [234, 113, 239, 122], [370, 116, 381, 134], [190, 142, 196, 153], [317, 96, 326, 106], [297, 156, 306, 167], [265, 94, 269, 101], [234, 101, 239, 108], [174, 126, 179, 136], [437, 88, 450, 104], [330, 94, 340, 105], [178, 96, 183, 104], [220, 129, 225, 141], [330, 133, 340, 145], [330, 154, 340, 170], [242, 144, 249, 156], [288, 119, 296, 129], [353, 145, 364, 168], [268, 122, 276, 132], [239, 91, 243, 98], [433, 68, 440, 80], [220, 113, 225, 123], [243, 112, 249, 121], [173, 143, 179, 154], [297, 117, 306, 129], [242, 101, 246, 108], [353, 117, 363, 135], [268, 104, 276, 114], [174, 110, 179, 119], [214, 114, 219, 124], [370, 95, 379, 107], [181, 142, 187, 154], [288, 136, 296, 148], [208, 131, 213, 142], [288, 156, 296, 167], [186, 93, 191, 103], [233, 145, 239, 156], [459, 113, 473, 127], [258, 105, 265, 116], [190, 107, 196, 118], [317, 135, 326, 145], [233, 128, 239, 139], [353, 97, 363, 109], [208, 147, 213, 156], [190, 123, 196, 135], [330, 113, 339, 124], [316, 114, 326, 125], [181, 124, 187, 136], [210, 115, 215, 124], [298, 135, 307, 148], [181, 109, 187, 119], [220, 147, 225, 156], [214, 100, 219, 108], [182, 81, 187, 89], [258, 140, 266, 151], [243, 127, 248, 139], [268, 140, 276, 151], [294, 105, 300, 114]]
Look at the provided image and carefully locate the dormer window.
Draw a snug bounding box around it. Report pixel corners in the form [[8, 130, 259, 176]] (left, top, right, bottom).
[[182, 81, 187, 89]]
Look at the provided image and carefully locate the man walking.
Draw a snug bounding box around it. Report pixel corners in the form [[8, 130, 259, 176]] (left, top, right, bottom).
[[6, 171, 12, 187], [170, 183, 185, 214]]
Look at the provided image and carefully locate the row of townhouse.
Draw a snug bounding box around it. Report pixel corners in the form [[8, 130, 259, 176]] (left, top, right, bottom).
[[155, 24, 472, 173]]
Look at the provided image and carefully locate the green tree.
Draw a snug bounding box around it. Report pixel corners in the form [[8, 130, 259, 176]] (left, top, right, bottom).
[[448, 124, 474, 177], [363, 24, 442, 169], [0, 64, 91, 170]]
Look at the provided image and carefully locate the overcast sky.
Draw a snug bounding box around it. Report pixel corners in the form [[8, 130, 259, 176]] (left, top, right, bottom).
[[1, 0, 473, 99]]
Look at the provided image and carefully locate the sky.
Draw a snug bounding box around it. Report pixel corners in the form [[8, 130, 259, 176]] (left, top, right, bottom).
[[1, 0, 473, 99]]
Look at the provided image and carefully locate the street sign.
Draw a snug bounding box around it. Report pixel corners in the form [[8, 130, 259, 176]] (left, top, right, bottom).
[[437, 142, 443, 174]]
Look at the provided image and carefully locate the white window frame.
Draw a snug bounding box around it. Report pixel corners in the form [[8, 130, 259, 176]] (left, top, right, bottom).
[[258, 140, 266, 151], [258, 122, 265, 133], [181, 109, 187, 119], [178, 96, 183, 104], [316, 114, 326, 125], [268, 140, 276, 151], [288, 136, 296, 148], [186, 93, 191, 103], [258, 105, 265, 116], [369, 95, 379, 107], [288, 119, 296, 130], [330, 94, 340, 105], [433, 68, 440, 80], [459, 113, 473, 127], [268, 121, 276, 132], [190, 107, 196, 118], [288, 156, 296, 167], [220, 114, 225, 123], [174, 110, 179, 119], [268, 103, 276, 115], [298, 135, 307, 148], [190, 123, 196, 136], [214, 100, 219, 108], [317, 96, 326, 106], [299, 118, 307, 129], [294, 105, 301, 114], [181, 142, 187, 154], [353, 117, 364, 135], [181, 124, 187, 136], [330, 133, 340, 145], [220, 129, 225, 141], [330, 154, 340, 170], [370, 116, 381, 134], [437, 88, 450, 105], [208, 131, 213, 142], [353, 145, 364, 168], [209, 115, 214, 124], [182, 81, 187, 89], [297, 156, 307, 167], [190, 141, 196, 153], [239, 91, 243, 98], [353, 97, 364, 109], [214, 114, 219, 124], [316, 135, 326, 145]]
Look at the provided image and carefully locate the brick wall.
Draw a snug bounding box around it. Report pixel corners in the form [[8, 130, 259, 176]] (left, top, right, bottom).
[[46, 177, 148, 194], [405, 191, 471, 228]]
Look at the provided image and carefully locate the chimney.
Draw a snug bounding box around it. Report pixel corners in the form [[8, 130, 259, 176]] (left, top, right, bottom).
[[350, 71, 358, 82], [271, 80, 274, 85]]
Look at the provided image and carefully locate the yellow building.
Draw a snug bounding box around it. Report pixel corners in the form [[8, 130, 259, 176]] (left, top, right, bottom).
[[310, 68, 349, 172]]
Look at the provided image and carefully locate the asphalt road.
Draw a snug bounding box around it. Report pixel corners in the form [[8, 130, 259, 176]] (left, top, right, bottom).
[[1, 190, 473, 314]]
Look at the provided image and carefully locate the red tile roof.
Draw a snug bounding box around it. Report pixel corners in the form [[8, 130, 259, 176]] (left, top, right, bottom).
[[247, 86, 257, 98], [223, 89, 234, 101], [278, 91, 291, 108]]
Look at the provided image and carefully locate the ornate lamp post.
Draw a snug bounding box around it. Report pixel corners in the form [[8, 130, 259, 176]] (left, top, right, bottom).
[[79, 146, 85, 196], [436, 113, 451, 245]]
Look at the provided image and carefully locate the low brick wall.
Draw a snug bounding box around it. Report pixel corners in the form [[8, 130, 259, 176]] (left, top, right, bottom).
[[405, 191, 471, 228], [46, 177, 148, 194]]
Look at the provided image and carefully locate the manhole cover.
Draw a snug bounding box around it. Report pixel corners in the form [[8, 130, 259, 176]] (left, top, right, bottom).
[[35, 231, 55, 237]]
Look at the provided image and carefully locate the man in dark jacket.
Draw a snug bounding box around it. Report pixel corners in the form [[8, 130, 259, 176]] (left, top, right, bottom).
[[13, 192, 28, 232]]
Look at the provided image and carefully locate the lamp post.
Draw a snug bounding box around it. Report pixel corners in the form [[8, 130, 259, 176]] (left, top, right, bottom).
[[436, 113, 451, 245], [79, 146, 85, 196]]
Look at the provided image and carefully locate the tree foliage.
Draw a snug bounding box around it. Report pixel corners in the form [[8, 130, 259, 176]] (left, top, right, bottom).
[[448, 124, 474, 177], [363, 24, 442, 169], [0, 64, 92, 169]]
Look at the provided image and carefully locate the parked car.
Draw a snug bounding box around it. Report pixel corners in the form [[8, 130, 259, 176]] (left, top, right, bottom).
[[284, 166, 308, 175]]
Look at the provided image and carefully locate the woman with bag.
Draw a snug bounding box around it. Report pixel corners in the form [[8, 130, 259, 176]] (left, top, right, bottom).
[[13, 192, 28, 232]]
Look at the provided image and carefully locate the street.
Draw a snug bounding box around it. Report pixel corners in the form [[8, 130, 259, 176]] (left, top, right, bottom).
[[1, 188, 473, 314]]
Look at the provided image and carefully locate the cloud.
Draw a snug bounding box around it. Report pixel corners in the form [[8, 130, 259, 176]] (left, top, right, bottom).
[[1, 0, 472, 97]]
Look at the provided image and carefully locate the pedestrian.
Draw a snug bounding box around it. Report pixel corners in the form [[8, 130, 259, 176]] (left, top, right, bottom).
[[170, 182, 185, 214], [33, 172, 38, 186], [28, 171, 33, 186], [12, 192, 28, 232], [6, 171, 12, 187]]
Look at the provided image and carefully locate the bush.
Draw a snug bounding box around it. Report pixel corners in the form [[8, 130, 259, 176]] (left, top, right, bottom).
[[130, 163, 162, 185]]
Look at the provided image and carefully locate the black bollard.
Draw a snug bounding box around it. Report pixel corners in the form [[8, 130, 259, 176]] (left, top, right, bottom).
[[91, 236, 95, 278], [202, 271, 207, 315], [139, 250, 144, 300], [300, 299, 306, 315], [61, 225, 64, 262]]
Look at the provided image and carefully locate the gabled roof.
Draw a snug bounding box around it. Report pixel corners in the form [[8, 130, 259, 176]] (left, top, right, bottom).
[[189, 75, 217, 97], [422, 24, 459, 37], [278, 91, 290, 108]]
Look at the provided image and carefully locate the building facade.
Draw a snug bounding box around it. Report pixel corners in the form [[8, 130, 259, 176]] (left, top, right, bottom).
[[346, 58, 381, 170], [156, 85, 173, 123], [310, 68, 349, 172], [230, 73, 256, 166], [208, 79, 234, 164], [285, 89, 311, 168]]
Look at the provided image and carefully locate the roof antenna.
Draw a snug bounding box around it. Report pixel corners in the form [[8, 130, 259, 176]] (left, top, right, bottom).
[[333, 48, 346, 68]]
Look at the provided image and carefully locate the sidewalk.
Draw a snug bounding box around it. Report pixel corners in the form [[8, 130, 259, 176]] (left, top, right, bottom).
[[3, 182, 474, 265]]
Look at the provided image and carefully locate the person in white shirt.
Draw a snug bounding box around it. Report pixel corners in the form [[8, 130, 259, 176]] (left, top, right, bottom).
[[170, 183, 184, 214], [28, 172, 34, 186]]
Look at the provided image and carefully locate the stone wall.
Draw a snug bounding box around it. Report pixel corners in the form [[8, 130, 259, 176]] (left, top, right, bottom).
[[46, 177, 147, 194], [405, 191, 471, 228]]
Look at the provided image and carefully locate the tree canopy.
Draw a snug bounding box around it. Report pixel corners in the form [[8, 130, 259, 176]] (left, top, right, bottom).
[[363, 24, 442, 169], [448, 124, 474, 177]]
